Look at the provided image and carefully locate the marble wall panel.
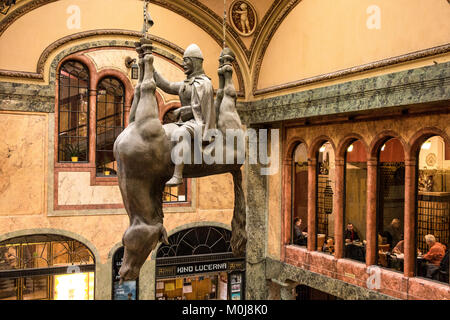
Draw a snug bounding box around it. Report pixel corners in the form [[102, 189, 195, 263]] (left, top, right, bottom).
[[57, 172, 122, 206], [0, 112, 47, 216]]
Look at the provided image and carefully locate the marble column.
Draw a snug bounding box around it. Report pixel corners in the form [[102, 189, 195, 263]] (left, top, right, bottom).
[[366, 159, 377, 266], [245, 128, 268, 300], [404, 159, 416, 277], [307, 159, 317, 251], [334, 159, 345, 259]]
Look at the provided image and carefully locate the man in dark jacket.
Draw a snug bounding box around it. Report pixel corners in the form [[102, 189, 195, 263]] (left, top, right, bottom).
[[293, 218, 307, 246], [344, 223, 360, 243]]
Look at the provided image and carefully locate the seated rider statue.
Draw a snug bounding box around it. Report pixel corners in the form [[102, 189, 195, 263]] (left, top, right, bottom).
[[154, 44, 216, 186]]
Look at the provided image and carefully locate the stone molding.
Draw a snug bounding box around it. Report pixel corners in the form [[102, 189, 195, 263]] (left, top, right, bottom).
[[238, 61, 450, 125], [266, 257, 397, 300], [253, 43, 450, 96]]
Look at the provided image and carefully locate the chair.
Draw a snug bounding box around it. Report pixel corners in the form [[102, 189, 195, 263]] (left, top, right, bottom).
[[378, 251, 389, 267], [317, 234, 326, 251]]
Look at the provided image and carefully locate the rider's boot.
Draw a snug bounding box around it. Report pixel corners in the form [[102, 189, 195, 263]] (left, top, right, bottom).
[[166, 163, 184, 186]]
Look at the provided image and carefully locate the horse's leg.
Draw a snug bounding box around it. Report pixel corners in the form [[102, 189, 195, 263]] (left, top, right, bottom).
[[231, 169, 247, 257], [128, 42, 145, 123], [119, 179, 168, 281]]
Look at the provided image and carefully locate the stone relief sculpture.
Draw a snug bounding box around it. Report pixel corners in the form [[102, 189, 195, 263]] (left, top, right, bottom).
[[113, 28, 246, 280], [230, 0, 257, 36]]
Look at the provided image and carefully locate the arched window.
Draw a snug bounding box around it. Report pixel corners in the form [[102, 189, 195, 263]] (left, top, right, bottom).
[[416, 135, 450, 283], [96, 77, 125, 177], [58, 61, 90, 162], [157, 227, 232, 258], [292, 143, 308, 247], [316, 142, 335, 254], [376, 138, 405, 272], [343, 140, 367, 262], [0, 235, 95, 300]]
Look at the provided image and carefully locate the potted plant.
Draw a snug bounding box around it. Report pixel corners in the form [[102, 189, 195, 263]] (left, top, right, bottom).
[[64, 144, 80, 162]]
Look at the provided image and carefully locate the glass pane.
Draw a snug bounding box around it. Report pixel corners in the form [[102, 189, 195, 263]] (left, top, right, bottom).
[[344, 140, 367, 262], [316, 142, 335, 255], [0, 246, 19, 270], [96, 77, 125, 177], [22, 276, 49, 300], [377, 138, 405, 272], [22, 243, 49, 269], [52, 242, 71, 266], [0, 279, 18, 300], [416, 136, 450, 282], [72, 242, 94, 265], [164, 181, 188, 202], [53, 272, 94, 300], [292, 143, 308, 247], [58, 61, 89, 163]]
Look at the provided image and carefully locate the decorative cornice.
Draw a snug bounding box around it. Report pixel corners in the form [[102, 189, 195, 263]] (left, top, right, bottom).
[[254, 43, 450, 96], [238, 61, 450, 125]]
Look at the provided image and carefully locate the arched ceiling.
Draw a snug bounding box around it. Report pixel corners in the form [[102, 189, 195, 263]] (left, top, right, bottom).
[[0, 0, 301, 98]]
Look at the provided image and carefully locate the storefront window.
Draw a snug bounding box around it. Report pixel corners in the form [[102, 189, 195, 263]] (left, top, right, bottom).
[[416, 135, 450, 283], [155, 227, 245, 300], [344, 140, 367, 262], [0, 235, 95, 300], [112, 246, 138, 300], [376, 138, 405, 272], [316, 142, 335, 254], [292, 143, 308, 247]]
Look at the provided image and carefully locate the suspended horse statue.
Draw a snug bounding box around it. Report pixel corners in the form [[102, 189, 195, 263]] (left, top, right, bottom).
[[113, 37, 247, 281]]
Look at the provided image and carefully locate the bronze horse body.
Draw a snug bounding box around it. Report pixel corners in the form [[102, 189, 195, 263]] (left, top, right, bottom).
[[113, 39, 246, 281]]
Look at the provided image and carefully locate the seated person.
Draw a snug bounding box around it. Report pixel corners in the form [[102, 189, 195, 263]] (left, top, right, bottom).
[[392, 240, 404, 255], [382, 218, 403, 249], [423, 234, 446, 279], [293, 218, 307, 246], [344, 223, 360, 243]]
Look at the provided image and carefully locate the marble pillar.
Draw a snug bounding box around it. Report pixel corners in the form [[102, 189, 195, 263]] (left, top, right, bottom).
[[245, 128, 268, 300], [404, 159, 416, 277], [334, 159, 345, 259], [366, 159, 377, 266]]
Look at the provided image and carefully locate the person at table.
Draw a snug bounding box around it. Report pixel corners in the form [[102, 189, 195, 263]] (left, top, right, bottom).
[[383, 218, 403, 249], [392, 240, 404, 254], [344, 223, 360, 243], [423, 234, 446, 278], [293, 218, 307, 245]]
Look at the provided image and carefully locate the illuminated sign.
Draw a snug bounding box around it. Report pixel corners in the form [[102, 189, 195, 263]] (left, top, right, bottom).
[[156, 260, 245, 278], [54, 272, 94, 300]]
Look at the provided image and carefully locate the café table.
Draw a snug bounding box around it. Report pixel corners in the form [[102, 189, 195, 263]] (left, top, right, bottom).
[[385, 253, 426, 275], [344, 241, 366, 262]]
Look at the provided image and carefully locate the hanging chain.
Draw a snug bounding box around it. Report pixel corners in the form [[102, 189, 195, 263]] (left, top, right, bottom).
[[142, 0, 150, 37]]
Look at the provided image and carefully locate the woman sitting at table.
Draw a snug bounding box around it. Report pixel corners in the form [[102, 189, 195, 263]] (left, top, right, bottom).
[[423, 234, 446, 279]]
